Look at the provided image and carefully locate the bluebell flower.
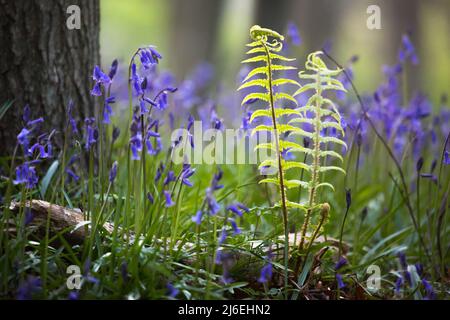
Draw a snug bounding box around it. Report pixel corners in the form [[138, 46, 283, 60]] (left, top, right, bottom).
[[108, 59, 118, 80], [219, 227, 227, 245], [155, 163, 165, 182], [394, 276, 403, 295], [66, 168, 80, 182], [103, 96, 116, 124], [147, 192, 154, 204], [336, 273, 345, 289], [17, 276, 41, 300], [422, 279, 436, 300], [67, 100, 78, 134], [398, 34, 418, 65], [258, 251, 274, 284], [287, 22, 301, 46], [120, 261, 129, 282], [192, 210, 203, 225], [68, 291, 79, 300], [91, 65, 111, 96], [181, 164, 195, 187], [23, 104, 31, 123], [166, 283, 179, 298], [444, 151, 450, 165], [334, 256, 348, 270], [112, 126, 120, 143], [24, 208, 34, 225], [229, 218, 241, 235], [164, 190, 174, 207], [109, 161, 118, 183], [13, 162, 39, 189], [84, 118, 98, 150], [164, 171, 176, 186]]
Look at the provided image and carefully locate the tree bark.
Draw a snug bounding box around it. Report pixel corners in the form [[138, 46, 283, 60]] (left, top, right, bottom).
[[0, 0, 100, 154]]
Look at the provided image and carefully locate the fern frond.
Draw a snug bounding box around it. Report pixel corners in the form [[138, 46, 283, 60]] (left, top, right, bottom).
[[295, 51, 347, 257]]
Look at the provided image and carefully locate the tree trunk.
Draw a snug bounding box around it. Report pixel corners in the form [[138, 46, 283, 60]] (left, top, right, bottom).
[[0, 0, 100, 154]]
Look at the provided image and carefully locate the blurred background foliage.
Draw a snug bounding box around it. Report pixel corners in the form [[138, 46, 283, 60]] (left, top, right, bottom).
[[101, 0, 449, 108]]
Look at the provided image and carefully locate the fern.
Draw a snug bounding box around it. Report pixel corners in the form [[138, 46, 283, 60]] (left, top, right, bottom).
[[239, 25, 300, 294], [291, 51, 347, 270]]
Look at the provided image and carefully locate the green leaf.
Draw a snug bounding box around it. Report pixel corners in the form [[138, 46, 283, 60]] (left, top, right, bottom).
[[319, 136, 347, 149], [318, 166, 346, 174], [272, 78, 301, 87], [320, 121, 345, 135], [40, 160, 59, 198], [319, 150, 344, 162], [315, 182, 335, 191], [274, 93, 298, 105], [282, 161, 311, 172], [242, 55, 267, 64], [243, 66, 269, 82], [238, 79, 268, 90], [285, 179, 310, 189], [242, 92, 270, 105], [269, 53, 295, 62], [293, 83, 316, 96], [259, 178, 279, 186]]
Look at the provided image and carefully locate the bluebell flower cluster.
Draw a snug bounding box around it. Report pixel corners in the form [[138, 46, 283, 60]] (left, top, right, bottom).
[[192, 168, 224, 225]]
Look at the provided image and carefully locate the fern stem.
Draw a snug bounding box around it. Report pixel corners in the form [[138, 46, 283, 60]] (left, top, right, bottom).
[[295, 72, 322, 276], [262, 41, 289, 298]]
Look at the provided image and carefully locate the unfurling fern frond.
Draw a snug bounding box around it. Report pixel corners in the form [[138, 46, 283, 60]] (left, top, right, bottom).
[[238, 25, 301, 295], [293, 51, 347, 270]]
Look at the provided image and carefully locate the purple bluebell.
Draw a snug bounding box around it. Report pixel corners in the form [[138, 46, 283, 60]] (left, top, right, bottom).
[[103, 96, 115, 124], [334, 256, 348, 270], [258, 251, 274, 284], [398, 34, 418, 65], [164, 190, 174, 207], [164, 171, 176, 186], [147, 192, 154, 204], [181, 164, 195, 187], [192, 210, 203, 225], [444, 151, 450, 165], [84, 117, 98, 150], [120, 261, 129, 282], [422, 279, 436, 300], [345, 189, 352, 210], [394, 276, 403, 295], [67, 100, 78, 134], [68, 291, 79, 300], [166, 283, 179, 298], [91, 65, 111, 96], [16, 276, 41, 300], [24, 208, 34, 225], [112, 126, 120, 143], [108, 59, 118, 80], [229, 218, 241, 235], [336, 273, 345, 289], [109, 161, 118, 183], [287, 22, 302, 46], [13, 162, 39, 189]]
